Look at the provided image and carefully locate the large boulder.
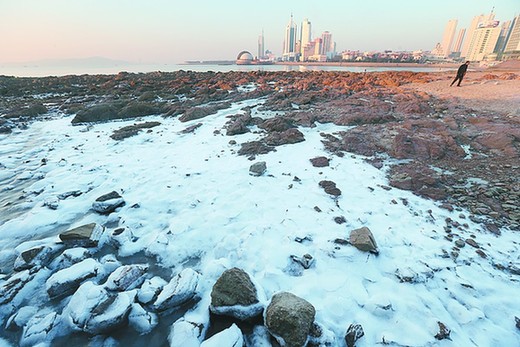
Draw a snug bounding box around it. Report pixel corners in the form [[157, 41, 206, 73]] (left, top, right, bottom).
[[153, 268, 200, 311], [59, 223, 104, 248], [92, 191, 125, 215], [20, 311, 58, 347], [249, 161, 267, 176], [45, 258, 101, 299], [169, 318, 206, 347], [201, 323, 243, 347], [210, 267, 263, 320], [265, 292, 316, 347], [105, 264, 148, 291], [349, 227, 379, 255]]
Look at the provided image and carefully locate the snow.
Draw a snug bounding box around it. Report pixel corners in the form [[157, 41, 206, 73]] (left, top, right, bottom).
[[0, 97, 519, 346]]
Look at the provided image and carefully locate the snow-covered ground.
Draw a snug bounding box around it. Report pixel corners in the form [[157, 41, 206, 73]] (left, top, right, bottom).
[[0, 97, 519, 346]]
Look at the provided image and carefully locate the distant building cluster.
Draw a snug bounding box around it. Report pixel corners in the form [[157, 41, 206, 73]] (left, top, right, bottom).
[[237, 11, 520, 65], [431, 11, 520, 63]]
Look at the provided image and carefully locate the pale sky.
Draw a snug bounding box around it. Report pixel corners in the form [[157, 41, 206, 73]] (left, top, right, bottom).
[[0, 0, 518, 64]]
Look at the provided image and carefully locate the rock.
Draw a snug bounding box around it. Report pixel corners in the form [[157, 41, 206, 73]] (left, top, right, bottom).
[[45, 258, 101, 299], [259, 117, 295, 132], [13, 245, 61, 271], [210, 267, 262, 320], [20, 311, 58, 347], [455, 239, 466, 248], [334, 216, 346, 224], [51, 247, 91, 270], [345, 323, 364, 347], [0, 270, 33, 305], [128, 303, 158, 335], [310, 156, 330, 167], [264, 128, 305, 146], [180, 123, 203, 134], [249, 161, 267, 176], [434, 321, 450, 340], [226, 119, 250, 136], [105, 264, 148, 291], [265, 292, 316, 347], [63, 281, 134, 334], [515, 316, 520, 330], [290, 254, 315, 269], [169, 318, 206, 347], [319, 180, 342, 197], [153, 268, 200, 311], [5, 306, 38, 331], [349, 227, 379, 254], [238, 140, 275, 156], [92, 191, 125, 214], [465, 238, 479, 248], [201, 323, 243, 347], [137, 276, 168, 305], [58, 223, 104, 247]]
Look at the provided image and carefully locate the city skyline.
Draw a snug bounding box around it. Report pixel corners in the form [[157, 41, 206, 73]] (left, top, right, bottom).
[[0, 0, 518, 64]]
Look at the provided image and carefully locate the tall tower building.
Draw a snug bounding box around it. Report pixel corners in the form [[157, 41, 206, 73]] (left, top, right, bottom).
[[440, 19, 458, 57], [461, 12, 496, 58], [466, 19, 501, 61], [453, 28, 466, 54], [300, 18, 312, 56], [283, 14, 298, 61], [321, 31, 333, 56], [258, 30, 265, 59], [503, 15, 520, 60]]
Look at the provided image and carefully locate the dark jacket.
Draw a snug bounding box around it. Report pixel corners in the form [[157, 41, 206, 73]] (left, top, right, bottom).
[[457, 63, 468, 76]]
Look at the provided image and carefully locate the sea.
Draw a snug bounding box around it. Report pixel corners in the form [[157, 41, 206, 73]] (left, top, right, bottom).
[[0, 63, 450, 77]]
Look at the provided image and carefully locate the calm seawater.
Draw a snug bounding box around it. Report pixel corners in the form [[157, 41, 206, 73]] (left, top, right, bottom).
[[0, 63, 449, 77]]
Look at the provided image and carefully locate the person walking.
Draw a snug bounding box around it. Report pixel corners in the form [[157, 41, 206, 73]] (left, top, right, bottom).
[[450, 61, 470, 87]]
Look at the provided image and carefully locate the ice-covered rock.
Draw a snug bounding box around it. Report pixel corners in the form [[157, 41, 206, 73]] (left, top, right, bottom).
[[153, 268, 200, 311], [50, 247, 91, 270], [200, 323, 243, 347], [105, 264, 148, 291], [169, 317, 206, 347], [0, 270, 33, 305], [245, 325, 272, 347], [210, 267, 263, 320], [45, 258, 100, 299], [20, 311, 58, 347], [128, 303, 158, 335], [63, 281, 134, 334], [58, 223, 104, 248], [345, 323, 364, 347], [13, 245, 62, 271], [5, 306, 38, 331], [349, 226, 379, 254], [137, 276, 168, 305], [92, 191, 125, 215], [249, 161, 267, 176], [265, 292, 315, 347]]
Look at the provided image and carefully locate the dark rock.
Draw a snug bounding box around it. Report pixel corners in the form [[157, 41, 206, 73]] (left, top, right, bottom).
[[59, 223, 104, 247], [334, 216, 346, 224], [264, 128, 305, 146], [319, 180, 341, 197], [14, 245, 61, 271], [310, 156, 330, 167], [465, 238, 479, 248], [210, 267, 262, 320], [290, 254, 315, 270], [238, 141, 275, 156], [345, 323, 364, 347], [515, 316, 520, 330], [434, 321, 450, 340], [265, 292, 315, 347], [92, 191, 125, 214], [349, 227, 379, 254], [258, 117, 295, 132], [0, 270, 34, 305], [249, 161, 267, 176], [179, 102, 231, 122], [110, 121, 161, 140]]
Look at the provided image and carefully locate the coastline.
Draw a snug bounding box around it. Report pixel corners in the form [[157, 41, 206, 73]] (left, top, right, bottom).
[[274, 61, 461, 69]]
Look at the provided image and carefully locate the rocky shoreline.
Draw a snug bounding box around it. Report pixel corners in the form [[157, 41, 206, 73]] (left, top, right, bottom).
[[1, 69, 518, 231]]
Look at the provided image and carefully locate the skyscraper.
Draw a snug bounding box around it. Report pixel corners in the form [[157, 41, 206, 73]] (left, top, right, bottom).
[[258, 30, 265, 59], [466, 19, 501, 61], [503, 15, 520, 60], [321, 31, 333, 57], [300, 18, 312, 56], [440, 20, 458, 57], [461, 12, 496, 58], [453, 28, 466, 54], [283, 14, 298, 61]]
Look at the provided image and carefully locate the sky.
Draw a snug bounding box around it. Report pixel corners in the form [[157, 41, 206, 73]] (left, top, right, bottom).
[[0, 0, 518, 64]]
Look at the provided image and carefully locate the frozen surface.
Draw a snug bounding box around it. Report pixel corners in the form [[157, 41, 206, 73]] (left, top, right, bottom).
[[0, 98, 519, 346]]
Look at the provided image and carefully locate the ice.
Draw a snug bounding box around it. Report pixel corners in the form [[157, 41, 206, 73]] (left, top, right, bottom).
[[0, 99, 518, 346], [153, 268, 201, 311], [169, 318, 205, 347], [200, 323, 243, 347], [128, 303, 158, 335]]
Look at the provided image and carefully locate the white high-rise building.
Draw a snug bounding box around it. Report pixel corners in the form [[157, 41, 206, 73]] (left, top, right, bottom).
[[321, 31, 334, 57], [461, 12, 496, 58], [283, 14, 298, 61], [466, 19, 501, 61], [453, 28, 466, 54], [258, 30, 265, 59], [300, 18, 312, 57], [503, 15, 520, 59], [440, 19, 458, 57]]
